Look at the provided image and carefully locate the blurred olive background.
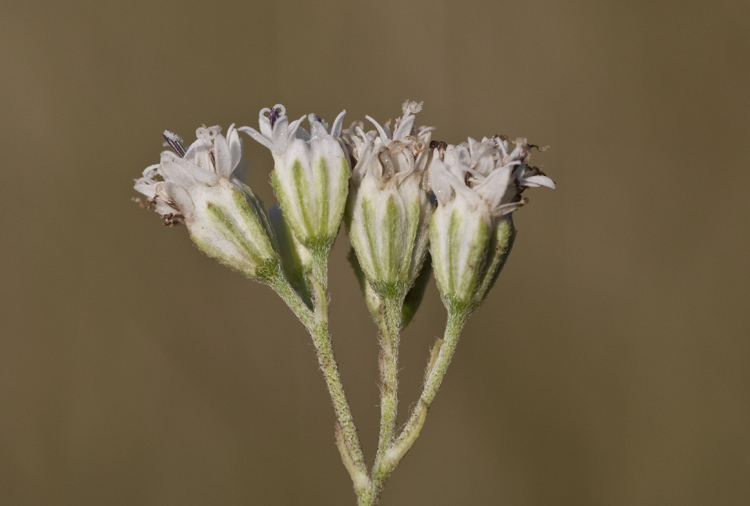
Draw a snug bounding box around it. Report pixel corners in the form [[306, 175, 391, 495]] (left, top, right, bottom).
[[1, 0, 749, 505]]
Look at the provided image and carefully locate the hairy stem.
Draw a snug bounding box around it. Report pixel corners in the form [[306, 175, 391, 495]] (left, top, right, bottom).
[[384, 307, 469, 477], [372, 297, 403, 485], [267, 268, 369, 495], [358, 304, 469, 505], [265, 269, 315, 328]]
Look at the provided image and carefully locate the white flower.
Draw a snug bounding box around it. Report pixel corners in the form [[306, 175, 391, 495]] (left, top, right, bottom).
[[343, 100, 434, 300], [429, 136, 554, 307], [239, 105, 350, 250], [430, 136, 555, 221], [134, 125, 277, 279]]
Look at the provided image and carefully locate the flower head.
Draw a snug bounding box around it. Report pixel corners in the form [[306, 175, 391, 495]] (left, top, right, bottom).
[[134, 125, 277, 279], [343, 100, 434, 302], [429, 136, 554, 308], [239, 105, 350, 251]]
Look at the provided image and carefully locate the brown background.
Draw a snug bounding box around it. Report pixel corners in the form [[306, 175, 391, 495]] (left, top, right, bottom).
[[1, 0, 748, 505]]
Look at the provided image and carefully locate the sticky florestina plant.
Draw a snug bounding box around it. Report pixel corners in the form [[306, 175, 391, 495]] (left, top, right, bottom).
[[134, 101, 554, 505]]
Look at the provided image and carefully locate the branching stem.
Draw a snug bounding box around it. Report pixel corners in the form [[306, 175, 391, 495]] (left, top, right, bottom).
[[361, 305, 470, 505], [266, 267, 370, 496]]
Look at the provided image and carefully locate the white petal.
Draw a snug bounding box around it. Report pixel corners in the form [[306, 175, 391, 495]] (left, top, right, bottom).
[[520, 174, 556, 189], [167, 159, 218, 186], [258, 109, 273, 139], [331, 110, 346, 137], [142, 164, 160, 179], [429, 159, 456, 206], [286, 115, 307, 140], [159, 160, 197, 188], [239, 126, 274, 151], [154, 198, 177, 216], [183, 138, 208, 164], [309, 117, 329, 140], [164, 182, 195, 214], [351, 139, 375, 184], [226, 124, 243, 169], [474, 165, 512, 210], [366, 115, 391, 145], [134, 179, 157, 198], [271, 114, 291, 152], [184, 139, 214, 171], [213, 134, 235, 178], [393, 111, 416, 141]]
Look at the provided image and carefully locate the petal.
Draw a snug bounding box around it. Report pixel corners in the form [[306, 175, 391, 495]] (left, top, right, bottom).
[[429, 159, 456, 206], [331, 110, 346, 137], [134, 179, 157, 198], [166, 159, 218, 186], [159, 160, 197, 187], [164, 182, 195, 214], [238, 126, 274, 151], [183, 138, 205, 162], [309, 116, 330, 140], [154, 198, 177, 217], [392, 111, 416, 141], [258, 108, 274, 139], [183, 139, 213, 171], [286, 115, 307, 139], [271, 114, 292, 152], [520, 174, 556, 189], [366, 115, 391, 145], [142, 164, 160, 179], [177, 157, 219, 185], [226, 124, 243, 169], [351, 139, 375, 184], [213, 134, 235, 178], [474, 165, 512, 209]]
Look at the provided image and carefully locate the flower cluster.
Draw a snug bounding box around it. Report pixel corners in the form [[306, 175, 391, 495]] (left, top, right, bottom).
[[133, 101, 554, 314], [133, 100, 555, 506]]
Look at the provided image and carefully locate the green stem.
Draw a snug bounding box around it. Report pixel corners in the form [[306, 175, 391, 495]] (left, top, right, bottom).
[[383, 306, 469, 478], [309, 312, 369, 491], [359, 304, 469, 505], [265, 269, 315, 328], [311, 243, 330, 292], [267, 267, 369, 495], [372, 297, 402, 486]]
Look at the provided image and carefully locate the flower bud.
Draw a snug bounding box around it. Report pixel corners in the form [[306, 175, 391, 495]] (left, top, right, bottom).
[[239, 105, 350, 251], [134, 125, 278, 279], [343, 101, 434, 301], [429, 136, 554, 309]]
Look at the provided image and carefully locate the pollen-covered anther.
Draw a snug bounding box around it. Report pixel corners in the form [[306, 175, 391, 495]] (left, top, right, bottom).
[[163, 130, 186, 157]]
